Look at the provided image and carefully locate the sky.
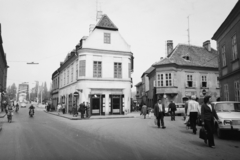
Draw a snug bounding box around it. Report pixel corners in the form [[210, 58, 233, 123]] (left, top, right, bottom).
[[0, 0, 238, 91]]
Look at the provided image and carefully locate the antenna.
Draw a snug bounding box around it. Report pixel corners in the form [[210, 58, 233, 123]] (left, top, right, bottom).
[[187, 15, 190, 45]]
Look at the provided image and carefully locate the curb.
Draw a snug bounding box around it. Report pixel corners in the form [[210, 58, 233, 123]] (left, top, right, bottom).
[[44, 110, 135, 120]]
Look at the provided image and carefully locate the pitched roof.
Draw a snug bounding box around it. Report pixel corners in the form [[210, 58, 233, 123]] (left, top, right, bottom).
[[141, 66, 155, 77], [95, 14, 118, 31], [153, 44, 218, 68]]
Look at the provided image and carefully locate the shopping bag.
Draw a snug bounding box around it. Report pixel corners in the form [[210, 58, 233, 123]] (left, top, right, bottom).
[[154, 119, 157, 125], [199, 127, 207, 140]]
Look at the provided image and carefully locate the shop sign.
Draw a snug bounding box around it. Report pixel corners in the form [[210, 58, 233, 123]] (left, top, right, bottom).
[[73, 92, 79, 97]]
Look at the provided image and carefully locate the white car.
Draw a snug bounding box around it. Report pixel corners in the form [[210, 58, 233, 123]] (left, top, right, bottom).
[[165, 103, 185, 116], [212, 101, 240, 138]]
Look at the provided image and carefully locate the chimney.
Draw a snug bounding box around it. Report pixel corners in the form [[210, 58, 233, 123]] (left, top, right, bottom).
[[203, 40, 211, 52], [89, 24, 95, 34], [166, 40, 173, 56], [96, 11, 102, 22]]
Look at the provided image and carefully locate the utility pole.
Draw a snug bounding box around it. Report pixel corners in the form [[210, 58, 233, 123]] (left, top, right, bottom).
[[187, 15, 190, 45]]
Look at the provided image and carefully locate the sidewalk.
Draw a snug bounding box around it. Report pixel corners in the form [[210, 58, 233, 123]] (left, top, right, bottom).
[[44, 110, 140, 120]]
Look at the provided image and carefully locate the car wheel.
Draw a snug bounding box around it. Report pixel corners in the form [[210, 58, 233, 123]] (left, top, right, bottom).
[[216, 125, 223, 139]]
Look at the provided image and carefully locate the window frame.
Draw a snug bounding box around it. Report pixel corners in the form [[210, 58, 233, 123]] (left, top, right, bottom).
[[187, 74, 193, 87], [201, 75, 207, 88], [222, 45, 227, 67], [93, 61, 102, 78], [79, 60, 86, 77], [104, 33, 111, 44], [234, 80, 240, 101], [232, 34, 238, 61], [224, 84, 229, 101], [114, 62, 122, 78]]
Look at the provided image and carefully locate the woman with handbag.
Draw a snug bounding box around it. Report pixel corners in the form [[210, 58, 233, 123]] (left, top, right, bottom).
[[201, 96, 219, 148]]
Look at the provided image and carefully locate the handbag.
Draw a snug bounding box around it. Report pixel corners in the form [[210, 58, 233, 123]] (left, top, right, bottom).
[[199, 127, 207, 140]]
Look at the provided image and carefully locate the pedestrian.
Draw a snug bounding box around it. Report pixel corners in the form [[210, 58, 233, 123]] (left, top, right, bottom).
[[79, 102, 86, 119], [57, 103, 62, 115], [141, 102, 147, 119], [62, 103, 66, 114], [168, 100, 177, 121], [187, 95, 201, 134], [201, 96, 219, 148], [86, 102, 90, 118], [139, 102, 143, 115], [154, 99, 166, 129]]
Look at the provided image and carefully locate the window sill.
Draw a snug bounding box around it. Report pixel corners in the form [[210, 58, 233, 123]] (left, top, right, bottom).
[[231, 57, 239, 63], [200, 87, 209, 89], [158, 86, 178, 88], [185, 87, 196, 89]]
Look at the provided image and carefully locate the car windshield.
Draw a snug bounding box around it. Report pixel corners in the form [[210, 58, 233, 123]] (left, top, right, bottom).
[[215, 103, 240, 112]]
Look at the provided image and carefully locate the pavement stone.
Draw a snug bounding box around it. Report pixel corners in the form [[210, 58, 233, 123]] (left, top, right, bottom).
[[43, 110, 139, 120]]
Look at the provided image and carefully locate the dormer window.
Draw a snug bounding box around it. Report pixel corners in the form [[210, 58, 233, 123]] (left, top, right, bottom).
[[104, 33, 111, 44], [182, 55, 190, 61]]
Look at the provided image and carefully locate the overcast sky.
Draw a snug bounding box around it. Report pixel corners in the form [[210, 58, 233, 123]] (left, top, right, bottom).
[[0, 0, 238, 91]]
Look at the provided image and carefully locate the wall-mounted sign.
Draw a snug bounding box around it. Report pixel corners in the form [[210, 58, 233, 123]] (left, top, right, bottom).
[[74, 92, 79, 97]]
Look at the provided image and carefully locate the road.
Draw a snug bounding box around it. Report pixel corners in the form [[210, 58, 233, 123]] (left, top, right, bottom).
[[0, 106, 240, 160]]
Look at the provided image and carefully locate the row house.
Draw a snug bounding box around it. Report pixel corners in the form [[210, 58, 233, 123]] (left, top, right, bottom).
[[52, 14, 134, 115], [138, 40, 220, 108], [212, 0, 240, 102], [135, 82, 143, 105], [0, 24, 9, 109], [51, 69, 60, 109]]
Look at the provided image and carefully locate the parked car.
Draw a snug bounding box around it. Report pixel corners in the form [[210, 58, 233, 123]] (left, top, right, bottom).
[[165, 103, 185, 116], [211, 101, 240, 138], [21, 102, 27, 108]]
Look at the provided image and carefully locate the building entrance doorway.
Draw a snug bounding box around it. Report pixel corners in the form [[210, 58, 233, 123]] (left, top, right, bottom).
[[110, 95, 123, 115], [91, 94, 105, 115]]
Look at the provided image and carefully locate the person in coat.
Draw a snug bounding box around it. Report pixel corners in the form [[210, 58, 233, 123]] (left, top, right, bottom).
[[86, 102, 90, 118], [141, 103, 147, 119], [79, 102, 86, 119], [201, 96, 219, 148], [154, 99, 166, 129], [168, 100, 177, 121]]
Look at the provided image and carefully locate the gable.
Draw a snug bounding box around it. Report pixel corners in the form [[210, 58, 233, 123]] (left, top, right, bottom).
[[95, 15, 118, 31]]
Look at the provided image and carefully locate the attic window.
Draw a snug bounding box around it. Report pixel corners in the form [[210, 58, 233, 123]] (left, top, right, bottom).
[[182, 56, 190, 61]]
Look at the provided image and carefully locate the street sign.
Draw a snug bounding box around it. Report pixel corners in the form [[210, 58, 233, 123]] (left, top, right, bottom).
[[73, 92, 79, 97], [202, 89, 207, 96]]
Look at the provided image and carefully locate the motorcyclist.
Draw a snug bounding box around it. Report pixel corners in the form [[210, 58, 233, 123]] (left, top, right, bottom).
[[6, 104, 14, 120], [15, 103, 19, 112], [29, 104, 35, 115]]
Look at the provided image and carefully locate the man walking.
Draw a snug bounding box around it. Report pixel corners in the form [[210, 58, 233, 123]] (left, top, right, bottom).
[[154, 99, 166, 129], [168, 100, 177, 121], [86, 102, 90, 118], [187, 95, 201, 134]]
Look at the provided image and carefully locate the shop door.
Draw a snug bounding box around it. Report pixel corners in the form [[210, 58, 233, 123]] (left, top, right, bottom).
[[91, 95, 100, 115], [112, 95, 121, 114]]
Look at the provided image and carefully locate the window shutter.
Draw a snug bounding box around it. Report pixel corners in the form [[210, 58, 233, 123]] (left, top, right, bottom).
[[173, 73, 177, 87], [207, 75, 210, 88], [193, 81, 196, 88], [153, 80, 156, 87], [185, 82, 188, 87]]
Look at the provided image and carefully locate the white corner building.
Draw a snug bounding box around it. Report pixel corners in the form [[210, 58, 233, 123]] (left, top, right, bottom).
[[56, 14, 134, 115]]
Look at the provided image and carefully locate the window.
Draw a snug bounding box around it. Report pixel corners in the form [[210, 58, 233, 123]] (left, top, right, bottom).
[[128, 63, 131, 78], [234, 81, 240, 101], [104, 33, 111, 44], [224, 84, 229, 101], [232, 35, 238, 61], [71, 64, 73, 82], [157, 73, 173, 87], [201, 75, 207, 88], [93, 61, 102, 78], [79, 60, 86, 76], [216, 76, 220, 88], [187, 75, 193, 87], [114, 63, 122, 78], [222, 45, 226, 67], [67, 67, 69, 84], [76, 61, 78, 80], [64, 70, 66, 86]]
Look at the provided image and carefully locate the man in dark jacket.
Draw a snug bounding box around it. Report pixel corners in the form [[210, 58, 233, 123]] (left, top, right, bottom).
[[79, 102, 86, 119], [168, 100, 177, 121], [154, 99, 166, 129]]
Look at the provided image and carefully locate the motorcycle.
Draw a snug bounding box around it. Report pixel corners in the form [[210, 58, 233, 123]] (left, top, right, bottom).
[[29, 109, 34, 117], [15, 106, 19, 113]]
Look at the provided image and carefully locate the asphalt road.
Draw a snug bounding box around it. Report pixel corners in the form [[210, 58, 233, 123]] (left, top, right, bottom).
[[0, 107, 240, 160]]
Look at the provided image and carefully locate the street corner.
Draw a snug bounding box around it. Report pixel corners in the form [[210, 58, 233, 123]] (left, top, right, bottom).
[[44, 110, 81, 120]]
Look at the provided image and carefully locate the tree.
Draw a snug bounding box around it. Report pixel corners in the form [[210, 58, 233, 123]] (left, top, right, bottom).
[[6, 83, 17, 100]]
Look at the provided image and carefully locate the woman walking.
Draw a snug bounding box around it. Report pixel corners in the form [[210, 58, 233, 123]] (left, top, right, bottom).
[[142, 103, 147, 119], [201, 96, 219, 148]]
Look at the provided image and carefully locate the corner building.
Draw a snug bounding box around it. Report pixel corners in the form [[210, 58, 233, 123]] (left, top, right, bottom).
[[57, 15, 134, 115]]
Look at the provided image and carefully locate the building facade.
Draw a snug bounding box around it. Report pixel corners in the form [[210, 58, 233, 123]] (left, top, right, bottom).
[[51, 69, 60, 110], [0, 24, 8, 109], [135, 82, 143, 105], [17, 83, 29, 103], [147, 41, 220, 107], [212, 1, 240, 102], [53, 14, 134, 115]]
